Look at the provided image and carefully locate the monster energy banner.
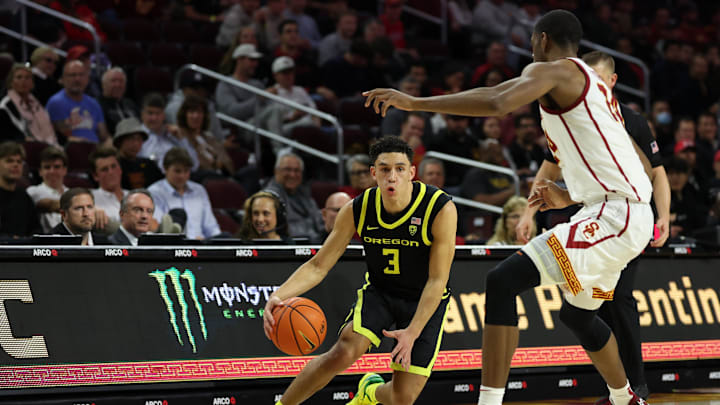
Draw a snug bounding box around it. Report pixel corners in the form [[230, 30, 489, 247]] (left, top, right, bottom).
[[0, 247, 718, 388]]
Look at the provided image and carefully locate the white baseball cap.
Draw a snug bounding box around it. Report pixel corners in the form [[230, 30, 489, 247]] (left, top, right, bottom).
[[232, 44, 263, 59], [272, 56, 295, 73]]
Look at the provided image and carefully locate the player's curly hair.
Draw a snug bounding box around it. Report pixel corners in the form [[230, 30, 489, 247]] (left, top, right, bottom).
[[369, 136, 414, 166]]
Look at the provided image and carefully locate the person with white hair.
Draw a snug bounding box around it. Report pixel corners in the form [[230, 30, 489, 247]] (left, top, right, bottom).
[[98, 67, 138, 134]]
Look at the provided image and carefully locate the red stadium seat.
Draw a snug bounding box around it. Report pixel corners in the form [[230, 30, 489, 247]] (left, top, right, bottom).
[[338, 97, 381, 127], [203, 178, 248, 210], [63, 172, 95, 188], [290, 126, 337, 154], [310, 180, 339, 208], [123, 18, 159, 42], [226, 147, 250, 170], [23, 141, 50, 172], [149, 43, 188, 69], [65, 142, 97, 173], [105, 41, 145, 66], [134, 67, 174, 98], [342, 126, 370, 154], [189, 44, 225, 69], [213, 208, 240, 234], [162, 21, 196, 43]]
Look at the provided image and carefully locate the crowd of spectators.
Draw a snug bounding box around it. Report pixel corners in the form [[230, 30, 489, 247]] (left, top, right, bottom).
[[0, 0, 719, 246]]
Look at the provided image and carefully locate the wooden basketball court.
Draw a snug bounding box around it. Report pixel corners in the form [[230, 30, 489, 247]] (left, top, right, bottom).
[[457, 389, 720, 404]]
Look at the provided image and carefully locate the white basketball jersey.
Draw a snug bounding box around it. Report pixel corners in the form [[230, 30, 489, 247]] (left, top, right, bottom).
[[539, 57, 652, 204]]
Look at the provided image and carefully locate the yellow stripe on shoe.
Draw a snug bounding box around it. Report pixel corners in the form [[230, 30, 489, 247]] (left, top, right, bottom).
[[346, 373, 384, 405]]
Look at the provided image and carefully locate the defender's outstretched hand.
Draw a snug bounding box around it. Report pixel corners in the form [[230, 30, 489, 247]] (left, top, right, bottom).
[[383, 328, 418, 372], [363, 88, 416, 117]]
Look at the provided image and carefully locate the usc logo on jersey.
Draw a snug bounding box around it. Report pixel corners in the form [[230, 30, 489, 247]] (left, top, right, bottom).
[[582, 222, 600, 239]]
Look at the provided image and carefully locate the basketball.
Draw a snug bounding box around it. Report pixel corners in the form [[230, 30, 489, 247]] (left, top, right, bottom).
[[270, 297, 327, 356]]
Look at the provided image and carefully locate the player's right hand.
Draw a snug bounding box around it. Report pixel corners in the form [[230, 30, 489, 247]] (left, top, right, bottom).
[[362, 88, 415, 117], [263, 296, 284, 340]]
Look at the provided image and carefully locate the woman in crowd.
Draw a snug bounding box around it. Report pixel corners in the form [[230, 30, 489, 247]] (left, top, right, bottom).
[[237, 190, 288, 241], [176, 94, 234, 177], [487, 196, 535, 245], [0, 64, 57, 145]]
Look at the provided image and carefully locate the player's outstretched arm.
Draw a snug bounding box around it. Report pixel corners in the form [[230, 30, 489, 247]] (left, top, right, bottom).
[[263, 201, 355, 338], [383, 201, 457, 371], [363, 62, 560, 118]]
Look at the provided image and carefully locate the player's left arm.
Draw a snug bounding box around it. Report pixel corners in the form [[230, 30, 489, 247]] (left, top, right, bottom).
[[383, 201, 457, 371]]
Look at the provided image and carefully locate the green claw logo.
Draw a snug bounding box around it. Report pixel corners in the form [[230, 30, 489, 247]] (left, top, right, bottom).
[[149, 268, 207, 353]]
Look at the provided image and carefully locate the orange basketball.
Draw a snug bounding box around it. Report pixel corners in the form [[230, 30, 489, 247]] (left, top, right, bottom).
[[271, 297, 327, 356]]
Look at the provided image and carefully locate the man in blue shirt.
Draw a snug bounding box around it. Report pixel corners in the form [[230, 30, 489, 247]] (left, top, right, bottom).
[[46, 60, 110, 144], [148, 147, 220, 240]]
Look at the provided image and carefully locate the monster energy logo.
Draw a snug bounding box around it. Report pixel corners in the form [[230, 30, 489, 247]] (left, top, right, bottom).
[[149, 267, 207, 353]]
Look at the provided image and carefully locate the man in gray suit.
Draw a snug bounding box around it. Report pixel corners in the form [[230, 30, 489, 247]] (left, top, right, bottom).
[[109, 189, 155, 246]]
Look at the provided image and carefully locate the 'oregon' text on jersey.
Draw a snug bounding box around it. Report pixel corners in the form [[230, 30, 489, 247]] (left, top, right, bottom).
[[353, 182, 451, 300]]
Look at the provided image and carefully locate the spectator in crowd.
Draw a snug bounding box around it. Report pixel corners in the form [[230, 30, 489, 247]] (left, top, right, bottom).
[[113, 117, 163, 189], [471, 0, 517, 46], [471, 41, 515, 86], [380, 0, 406, 49], [215, 44, 265, 123], [216, 0, 261, 47], [380, 76, 432, 139], [582, 3, 618, 48], [510, 1, 541, 49], [255, 0, 286, 51], [138, 93, 199, 172], [26, 146, 68, 233], [109, 189, 155, 246], [218, 24, 261, 75], [675, 54, 716, 118], [651, 99, 673, 148], [667, 156, 708, 240], [46, 61, 110, 145], [651, 41, 689, 109], [283, 0, 322, 48], [320, 39, 373, 99], [263, 56, 319, 138], [431, 62, 467, 97], [177, 95, 234, 176], [487, 196, 534, 245], [116, 0, 164, 19], [51, 187, 109, 245], [338, 154, 375, 198], [425, 114, 481, 187], [166, 71, 223, 141], [49, 0, 107, 42], [398, 112, 427, 167], [89, 146, 126, 228], [696, 111, 718, 180], [674, 139, 707, 193], [508, 113, 544, 176], [149, 147, 221, 240], [0, 63, 57, 145], [264, 150, 324, 240], [709, 150, 720, 212], [460, 139, 516, 207], [318, 10, 357, 66], [64, 45, 103, 99], [30, 47, 61, 105], [316, 191, 351, 243], [237, 190, 288, 241], [0, 142, 41, 239], [273, 19, 317, 87], [670, 116, 697, 151], [418, 157, 446, 190], [98, 67, 138, 135], [362, 17, 386, 46], [180, 0, 226, 23]]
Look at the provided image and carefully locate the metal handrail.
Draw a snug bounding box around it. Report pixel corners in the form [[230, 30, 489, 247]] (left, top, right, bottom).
[[425, 151, 519, 215], [402, 1, 448, 44], [14, 0, 102, 75], [0, 26, 67, 57], [175, 64, 344, 185], [579, 39, 651, 113]]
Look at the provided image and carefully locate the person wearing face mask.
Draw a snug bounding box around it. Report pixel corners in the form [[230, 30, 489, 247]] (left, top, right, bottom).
[[650, 99, 673, 149]]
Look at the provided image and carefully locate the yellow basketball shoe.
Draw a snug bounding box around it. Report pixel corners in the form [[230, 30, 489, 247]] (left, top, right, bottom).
[[346, 373, 384, 405]]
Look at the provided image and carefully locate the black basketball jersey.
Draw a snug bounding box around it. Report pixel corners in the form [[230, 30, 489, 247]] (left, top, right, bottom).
[[352, 182, 451, 300]]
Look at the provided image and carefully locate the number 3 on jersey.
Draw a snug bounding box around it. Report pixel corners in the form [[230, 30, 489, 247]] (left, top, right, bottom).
[[382, 248, 400, 274]]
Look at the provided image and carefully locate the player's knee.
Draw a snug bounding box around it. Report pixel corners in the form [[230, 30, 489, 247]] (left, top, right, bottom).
[[391, 387, 419, 405], [559, 302, 611, 352], [327, 334, 365, 367]]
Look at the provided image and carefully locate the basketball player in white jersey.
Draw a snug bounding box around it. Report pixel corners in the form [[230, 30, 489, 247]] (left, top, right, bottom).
[[363, 9, 650, 405]]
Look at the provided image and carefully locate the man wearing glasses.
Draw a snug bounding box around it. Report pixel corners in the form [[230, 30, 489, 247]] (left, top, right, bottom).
[[265, 150, 324, 241]]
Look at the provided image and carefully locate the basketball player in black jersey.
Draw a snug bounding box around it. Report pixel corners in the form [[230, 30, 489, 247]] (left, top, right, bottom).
[[263, 136, 457, 405]]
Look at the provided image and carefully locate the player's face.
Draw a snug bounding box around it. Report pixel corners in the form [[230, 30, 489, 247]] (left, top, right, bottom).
[[371, 152, 415, 200]]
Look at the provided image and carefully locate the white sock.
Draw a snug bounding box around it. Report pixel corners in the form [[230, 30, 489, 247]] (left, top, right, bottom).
[[608, 380, 633, 405], [477, 385, 505, 405]]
